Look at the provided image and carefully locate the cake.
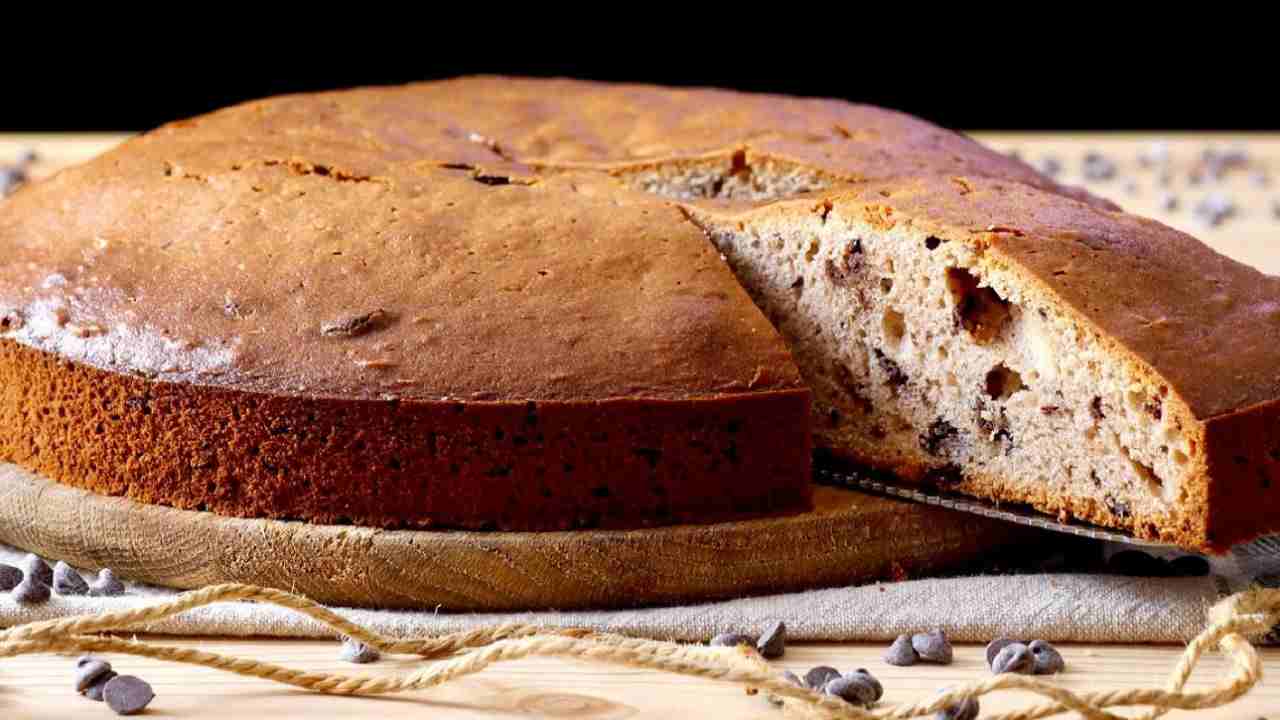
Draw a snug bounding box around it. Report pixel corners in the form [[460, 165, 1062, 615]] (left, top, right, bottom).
[[1, 77, 1277, 549]]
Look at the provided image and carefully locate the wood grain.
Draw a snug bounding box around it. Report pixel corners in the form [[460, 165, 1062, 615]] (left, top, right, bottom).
[[1, 639, 1276, 719], [0, 463, 1035, 610]]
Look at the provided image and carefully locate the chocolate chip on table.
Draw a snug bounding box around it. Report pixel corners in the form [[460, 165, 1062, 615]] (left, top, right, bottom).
[[339, 636, 380, 664], [76, 658, 114, 692], [1036, 156, 1062, 177], [884, 634, 919, 666], [88, 568, 126, 597], [103, 675, 155, 716], [756, 621, 786, 659], [1122, 179, 1139, 196], [781, 670, 803, 687], [12, 575, 51, 604], [0, 563, 21, 591], [911, 629, 953, 664], [0, 166, 28, 196], [1251, 171, 1270, 188], [16, 148, 38, 166], [1193, 193, 1236, 227], [1081, 152, 1116, 181], [803, 665, 841, 690], [54, 561, 89, 596], [848, 668, 882, 701], [985, 637, 1019, 667], [936, 693, 980, 720], [991, 642, 1035, 675], [823, 672, 880, 707], [84, 671, 119, 701], [1158, 192, 1179, 211], [709, 632, 755, 648], [1029, 640, 1065, 674], [23, 554, 53, 585], [1138, 142, 1170, 168]]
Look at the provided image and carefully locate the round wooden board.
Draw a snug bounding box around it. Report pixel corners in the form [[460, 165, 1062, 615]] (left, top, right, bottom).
[[0, 463, 1040, 610]]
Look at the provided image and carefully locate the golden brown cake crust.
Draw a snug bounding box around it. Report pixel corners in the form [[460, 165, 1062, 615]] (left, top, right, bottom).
[[0, 76, 1275, 541]]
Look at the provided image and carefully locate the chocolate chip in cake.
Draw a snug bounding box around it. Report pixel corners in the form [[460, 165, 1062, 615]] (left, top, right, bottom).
[[803, 665, 841, 690], [884, 633, 918, 666], [0, 563, 21, 591], [824, 238, 864, 286], [991, 642, 1034, 674], [84, 671, 119, 701], [1081, 152, 1116, 181], [1090, 396, 1105, 421], [339, 636, 381, 664], [103, 675, 155, 715], [911, 629, 953, 664], [710, 632, 755, 648], [54, 561, 89, 596], [756, 621, 787, 659], [920, 419, 961, 457], [23, 554, 53, 585], [76, 658, 114, 692], [935, 694, 979, 720], [1028, 640, 1065, 674], [985, 637, 1019, 668], [13, 575, 50, 604], [88, 568, 126, 597], [874, 349, 908, 388]]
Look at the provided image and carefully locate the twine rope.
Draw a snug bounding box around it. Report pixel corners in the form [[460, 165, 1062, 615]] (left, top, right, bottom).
[[0, 583, 1274, 719]]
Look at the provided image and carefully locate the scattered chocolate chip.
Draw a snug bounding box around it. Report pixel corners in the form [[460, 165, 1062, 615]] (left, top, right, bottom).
[[884, 634, 918, 666], [1169, 555, 1211, 577], [339, 636, 380, 664], [84, 671, 119, 701], [781, 670, 803, 687], [823, 672, 879, 707], [1272, 198, 1280, 220], [1193, 193, 1235, 227], [936, 694, 980, 720], [103, 675, 155, 715], [1105, 496, 1132, 520], [920, 419, 961, 458], [1036, 156, 1062, 177], [804, 665, 841, 690], [76, 658, 114, 692], [991, 642, 1034, 674], [1122, 179, 1139, 196], [1158, 192, 1179, 211], [1029, 640, 1065, 674], [848, 668, 882, 701], [873, 349, 908, 387], [710, 632, 755, 648], [1137, 142, 1170, 168], [912, 629, 953, 664], [16, 148, 39, 166], [1157, 170, 1174, 187], [1082, 152, 1116, 181], [985, 637, 1019, 668], [54, 561, 89, 596], [757, 621, 787, 659], [12, 576, 50, 604], [1251, 171, 1270, 188], [0, 166, 28, 196], [88, 568, 126, 597], [0, 563, 20, 591], [23, 554, 53, 585]]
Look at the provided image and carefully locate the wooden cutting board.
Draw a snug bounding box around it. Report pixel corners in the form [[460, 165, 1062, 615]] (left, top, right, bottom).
[[0, 463, 1037, 610]]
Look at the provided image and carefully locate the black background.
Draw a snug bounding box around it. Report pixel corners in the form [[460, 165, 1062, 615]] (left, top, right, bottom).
[[4, 37, 1272, 132]]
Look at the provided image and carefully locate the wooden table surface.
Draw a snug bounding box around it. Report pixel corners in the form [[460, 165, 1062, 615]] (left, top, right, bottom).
[[1, 134, 1278, 719]]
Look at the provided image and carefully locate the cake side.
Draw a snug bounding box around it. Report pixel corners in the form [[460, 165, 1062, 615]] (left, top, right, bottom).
[[0, 338, 812, 529]]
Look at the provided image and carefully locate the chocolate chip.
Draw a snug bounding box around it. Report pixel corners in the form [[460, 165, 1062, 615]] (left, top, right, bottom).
[[781, 670, 803, 687], [848, 668, 882, 701], [884, 634, 918, 666], [709, 632, 755, 648], [985, 637, 1019, 668], [88, 568, 126, 597], [1122, 180, 1139, 196], [991, 642, 1034, 674], [873, 349, 908, 387], [1159, 193, 1179, 211], [920, 419, 961, 457], [16, 148, 38, 166], [935, 694, 979, 720], [1036, 156, 1062, 177], [1090, 396, 1105, 421], [912, 630, 953, 664], [1193, 193, 1235, 227], [823, 673, 878, 707], [0, 166, 28, 196], [12, 576, 50, 604], [1138, 142, 1170, 168], [756, 621, 786, 659], [23, 554, 53, 585], [84, 671, 118, 701], [76, 659, 114, 692], [103, 675, 155, 715], [0, 563, 20, 591], [803, 665, 841, 690], [1251, 171, 1270, 188], [1082, 152, 1116, 181], [339, 636, 380, 664], [54, 561, 89, 596], [1169, 555, 1211, 577], [1029, 640, 1065, 674]]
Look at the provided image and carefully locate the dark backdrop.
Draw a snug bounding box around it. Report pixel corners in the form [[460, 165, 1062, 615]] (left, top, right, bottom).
[[4, 44, 1272, 132]]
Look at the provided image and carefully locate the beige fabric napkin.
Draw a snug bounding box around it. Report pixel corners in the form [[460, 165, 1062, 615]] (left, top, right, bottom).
[[1, 536, 1218, 643]]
